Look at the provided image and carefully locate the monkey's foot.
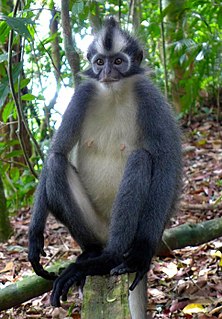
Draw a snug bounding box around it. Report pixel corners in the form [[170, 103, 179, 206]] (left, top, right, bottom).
[[50, 263, 84, 307]]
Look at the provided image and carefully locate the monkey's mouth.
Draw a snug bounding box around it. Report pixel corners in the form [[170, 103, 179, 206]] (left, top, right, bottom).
[[100, 78, 119, 83]]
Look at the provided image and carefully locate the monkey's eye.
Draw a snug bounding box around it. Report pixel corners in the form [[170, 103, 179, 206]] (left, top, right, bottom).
[[96, 58, 104, 66], [114, 58, 122, 65]]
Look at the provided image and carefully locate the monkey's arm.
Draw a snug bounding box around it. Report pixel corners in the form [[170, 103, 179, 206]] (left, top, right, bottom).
[[111, 154, 179, 289], [28, 168, 56, 279], [110, 79, 182, 289], [28, 82, 96, 279]]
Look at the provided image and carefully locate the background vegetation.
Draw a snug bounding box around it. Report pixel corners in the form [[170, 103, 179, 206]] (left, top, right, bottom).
[[0, 0, 221, 242]]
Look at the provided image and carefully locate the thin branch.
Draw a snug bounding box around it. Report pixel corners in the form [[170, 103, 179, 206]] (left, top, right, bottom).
[[128, 0, 133, 24], [18, 37, 44, 161], [7, 0, 44, 178], [0, 158, 27, 168], [89, 2, 102, 33], [118, 0, 122, 22], [181, 201, 222, 212], [61, 0, 80, 86], [35, 36, 65, 85], [50, 4, 61, 82], [0, 120, 19, 128], [30, 0, 64, 84], [7, 0, 38, 178], [159, 0, 169, 98]]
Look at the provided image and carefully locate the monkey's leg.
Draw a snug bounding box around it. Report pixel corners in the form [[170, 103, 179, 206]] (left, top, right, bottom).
[[48, 154, 107, 285], [46, 153, 107, 248]]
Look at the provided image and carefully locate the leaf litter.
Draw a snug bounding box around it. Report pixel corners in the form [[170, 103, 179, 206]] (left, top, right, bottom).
[[0, 118, 222, 318]]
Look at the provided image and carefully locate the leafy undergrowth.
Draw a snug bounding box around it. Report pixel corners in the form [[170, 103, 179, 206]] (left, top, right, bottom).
[[0, 118, 222, 319]]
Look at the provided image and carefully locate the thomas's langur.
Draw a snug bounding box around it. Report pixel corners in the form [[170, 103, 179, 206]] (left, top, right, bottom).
[[28, 17, 182, 319]]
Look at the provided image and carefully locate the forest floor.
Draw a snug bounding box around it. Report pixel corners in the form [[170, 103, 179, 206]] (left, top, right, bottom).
[[0, 116, 222, 319]]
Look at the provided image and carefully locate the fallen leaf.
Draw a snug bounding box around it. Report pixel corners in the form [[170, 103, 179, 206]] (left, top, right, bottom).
[[199, 315, 217, 319], [211, 250, 222, 258], [170, 299, 189, 312], [183, 303, 206, 314], [0, 261, 13, 273], [148, 288, 166, 300], [209, 304, 222, 315], [161, 262, 178, 278]]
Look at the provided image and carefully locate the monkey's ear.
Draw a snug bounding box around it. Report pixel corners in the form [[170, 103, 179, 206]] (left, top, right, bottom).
[[136, 50, 143, 65]]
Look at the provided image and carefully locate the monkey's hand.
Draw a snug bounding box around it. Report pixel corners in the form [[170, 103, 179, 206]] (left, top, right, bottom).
[[110, 240, 154, 291], [50, 263, 84, 307], [28, 233, 57, 280]]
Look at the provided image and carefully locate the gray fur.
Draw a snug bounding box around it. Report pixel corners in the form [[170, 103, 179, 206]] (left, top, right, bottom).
[[28, 17, 182, 318]]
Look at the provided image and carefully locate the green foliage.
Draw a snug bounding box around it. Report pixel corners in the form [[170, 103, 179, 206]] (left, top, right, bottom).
[[0, 141, 36, 211], [2, 102, 14, 123], [0, 15, 34, 39], [72, 1, 84, 15], [162, 0, 222, 113]]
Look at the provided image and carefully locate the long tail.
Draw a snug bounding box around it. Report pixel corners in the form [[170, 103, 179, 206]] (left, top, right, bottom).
[[129, 274, 151, 319]]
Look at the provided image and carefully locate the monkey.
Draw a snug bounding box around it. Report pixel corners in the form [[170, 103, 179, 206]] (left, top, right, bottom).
[[28, 17, 182, 319]]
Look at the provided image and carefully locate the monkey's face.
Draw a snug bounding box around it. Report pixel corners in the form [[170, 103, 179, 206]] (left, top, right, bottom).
[[84, 17, 144, 83], [91, 52, 131, 83]]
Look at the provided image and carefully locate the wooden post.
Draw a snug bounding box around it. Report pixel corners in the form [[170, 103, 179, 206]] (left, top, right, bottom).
[[82, 275, 131, 319]]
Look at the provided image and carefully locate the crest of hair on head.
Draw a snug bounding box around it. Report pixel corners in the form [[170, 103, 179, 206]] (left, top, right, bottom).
[[103, 16, 120, 29], [95, 16, 128, 55]]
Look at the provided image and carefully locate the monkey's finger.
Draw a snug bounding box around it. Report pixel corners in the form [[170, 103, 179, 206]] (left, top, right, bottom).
[[110, 263, 130, 276], [61, 272, 83, 301], [123, 247, 133, 259], [51, 276, 67, 307], [129, 271, 146, 291], [61, 278, 75, 301]]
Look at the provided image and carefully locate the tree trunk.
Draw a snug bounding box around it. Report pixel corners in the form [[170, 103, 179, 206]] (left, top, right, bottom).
[[162, 0, 187, 113], [0, 175, 12, 242], [159, 217, 222, 256], [82, 275, 130, 319], [61, 0, 81, 86], [0, 261, 70, 311]]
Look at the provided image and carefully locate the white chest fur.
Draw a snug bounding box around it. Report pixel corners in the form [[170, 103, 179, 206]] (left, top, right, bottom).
[[73, 79, 138, 220]]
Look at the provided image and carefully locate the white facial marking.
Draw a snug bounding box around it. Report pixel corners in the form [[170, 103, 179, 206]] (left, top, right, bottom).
[[111, 29, 127, 53], [120, 52, 131, 71]]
